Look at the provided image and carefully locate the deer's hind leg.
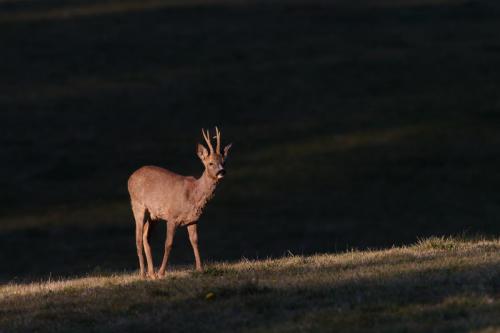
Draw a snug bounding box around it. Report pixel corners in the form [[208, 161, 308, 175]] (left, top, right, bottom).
[[132, 203, 147, 278], [142, 219, 157, 279]]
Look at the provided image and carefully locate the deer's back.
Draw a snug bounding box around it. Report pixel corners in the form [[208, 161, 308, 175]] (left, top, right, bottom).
[[128, 166, 196, 221]]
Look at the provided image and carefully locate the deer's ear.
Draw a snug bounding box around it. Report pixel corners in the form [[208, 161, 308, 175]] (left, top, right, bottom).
[[197, 144, 209, 161], [223, 143, 232, 160]]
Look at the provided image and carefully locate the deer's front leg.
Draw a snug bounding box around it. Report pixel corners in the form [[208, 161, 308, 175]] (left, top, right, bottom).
[[187, 223, 202, 272], [158, 222, 176, 278]]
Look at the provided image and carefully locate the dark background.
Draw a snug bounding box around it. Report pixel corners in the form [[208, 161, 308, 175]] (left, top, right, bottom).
[[1, 0, 499, 281]]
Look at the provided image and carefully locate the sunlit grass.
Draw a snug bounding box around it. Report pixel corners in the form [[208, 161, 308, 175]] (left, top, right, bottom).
[[1, 237, 499, 332]]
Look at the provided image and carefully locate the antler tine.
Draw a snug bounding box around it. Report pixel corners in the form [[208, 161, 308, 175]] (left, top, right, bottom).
[[215, 126, 221, 154], [201, 128, 214, 154]]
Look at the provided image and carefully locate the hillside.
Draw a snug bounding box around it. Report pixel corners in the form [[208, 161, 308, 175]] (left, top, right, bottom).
[[2, 0, 500, 281], [1, 237, 499, 332]]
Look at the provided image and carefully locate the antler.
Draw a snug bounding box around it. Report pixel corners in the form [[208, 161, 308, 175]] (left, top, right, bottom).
[[215, 126, 221, 154], [201, 128, 214, 154]]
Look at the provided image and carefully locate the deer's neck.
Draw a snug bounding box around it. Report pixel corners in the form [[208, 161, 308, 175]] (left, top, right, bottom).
[[193, 170, 218, 209]]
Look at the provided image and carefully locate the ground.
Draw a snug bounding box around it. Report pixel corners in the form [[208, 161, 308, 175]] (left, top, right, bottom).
[[1, 237, 499, 332], [1, 0, 499, 331]]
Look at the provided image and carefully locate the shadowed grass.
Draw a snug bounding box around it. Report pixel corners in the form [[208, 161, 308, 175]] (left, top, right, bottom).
[[1, 0, 500, 281], [0, 0, 470, 24], [1, 238, 499, 332]]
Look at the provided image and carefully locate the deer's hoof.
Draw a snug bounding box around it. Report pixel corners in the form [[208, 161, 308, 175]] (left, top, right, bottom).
[[147, 272, 157, 280], [157, 271, 166, 278]]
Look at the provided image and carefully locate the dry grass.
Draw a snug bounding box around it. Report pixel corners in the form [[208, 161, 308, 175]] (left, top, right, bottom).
[[1, 237, 499, 332]]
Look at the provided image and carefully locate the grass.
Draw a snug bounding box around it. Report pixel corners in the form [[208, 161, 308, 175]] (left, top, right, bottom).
[[1, 237, 499, 332], [1, 0, 499, 330], [1, 0, 500, 282]]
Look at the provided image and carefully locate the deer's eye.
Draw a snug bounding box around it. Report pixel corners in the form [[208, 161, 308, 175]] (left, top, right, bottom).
[[209, 162, 214, 166]]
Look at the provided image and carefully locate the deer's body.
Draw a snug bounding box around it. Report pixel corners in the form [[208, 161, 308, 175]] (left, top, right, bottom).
[[128, 166, 215, 226], [128, 128, 231, 279]]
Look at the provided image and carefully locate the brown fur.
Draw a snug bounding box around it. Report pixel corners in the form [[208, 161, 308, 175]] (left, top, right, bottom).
[[128, 128, 231, 278]]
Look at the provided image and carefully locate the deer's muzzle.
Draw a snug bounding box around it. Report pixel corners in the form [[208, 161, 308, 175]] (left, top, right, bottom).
[[216, 169, 226, 179]]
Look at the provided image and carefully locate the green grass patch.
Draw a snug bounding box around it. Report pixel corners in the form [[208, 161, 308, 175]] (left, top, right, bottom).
[[1, 238, 499, 332]]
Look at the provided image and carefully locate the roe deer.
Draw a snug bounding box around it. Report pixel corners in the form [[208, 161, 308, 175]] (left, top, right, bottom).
[[128, 127, 232, 278]]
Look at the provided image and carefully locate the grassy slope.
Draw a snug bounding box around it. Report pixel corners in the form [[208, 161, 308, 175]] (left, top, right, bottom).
[[1, 237, 499, 332], [2, 0, 500, 281]]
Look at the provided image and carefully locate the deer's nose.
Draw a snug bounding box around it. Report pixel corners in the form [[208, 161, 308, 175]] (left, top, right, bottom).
[[216, 169, 226, 178]]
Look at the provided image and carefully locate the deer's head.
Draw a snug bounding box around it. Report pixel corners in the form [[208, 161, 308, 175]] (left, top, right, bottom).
[[197, 127, 232, 180]]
